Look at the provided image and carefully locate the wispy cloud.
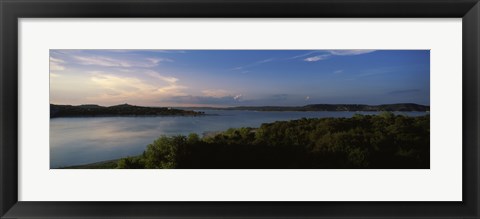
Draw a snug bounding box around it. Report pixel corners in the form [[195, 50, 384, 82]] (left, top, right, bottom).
[[104, 50, 187, 54], [329, 50, 376, 56], [73, 55, 171, 68], [86, 70, 186, 104], [147, 71, 179, 84], [202, 89, 231, 98], [287, 51, 321, 60], [50, 57, 66, 71], [150, 50, 187, 54], [50, 73, 61, 78], [231, 58, 274, 71], [303, 50, 376, 62], [157, 84, 186, 94], [50, 62, 66, 71], [50, 57, 65, 63], [304, 54, 331, 62], [146, 71, 185, 94], [146, 58, 173, 65], [334, 70, 343, 74], [74, 56, 133, 67], [233, 94, 243, 101], [165, 94, 243, 107], [257, 58, 274, 64]]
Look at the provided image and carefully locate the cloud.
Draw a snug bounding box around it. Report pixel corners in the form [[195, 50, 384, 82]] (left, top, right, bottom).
[[157, 84, 185, 93], [287, 51, 320, 60], [388, 89, 421, 95], [146, 58, 173, 65], [334, 70, 343, 74], [150, 50, 187, 54], [231, 58, 274, 71], [50, 62, 66, 71], [90, 74, 151, 92], [147, 71, 179, 84], [50, 57, 65, 63], [328, 50, 376, 56], [73, 56, 132, 67], [303, 50, 376, 62], [50, 57, 66, 71], [73, 55, 171, 68], [50, 73, 61, 78], [233, 94, 243, 101], [202, 89, 231, 98], [166, 94, 242, 106], [146, 71, 185, 93], [87, 71, 186, 104], [107, 50, 186, 53], [226, 94, 311, 106], [257, 58, 274, 64], [304, 54, 331, 62]]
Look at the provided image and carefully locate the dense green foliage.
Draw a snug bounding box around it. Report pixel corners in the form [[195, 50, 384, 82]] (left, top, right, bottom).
[[116, 113, 429, 169], [50, 104, 203, 118]]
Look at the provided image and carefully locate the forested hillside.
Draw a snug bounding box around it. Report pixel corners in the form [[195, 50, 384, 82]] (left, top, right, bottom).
[[50, 104, 203, 118], [116, 112, 429, 169]]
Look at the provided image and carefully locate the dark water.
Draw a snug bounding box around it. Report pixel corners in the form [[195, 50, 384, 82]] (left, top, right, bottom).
[[50, 110, 428, 168]]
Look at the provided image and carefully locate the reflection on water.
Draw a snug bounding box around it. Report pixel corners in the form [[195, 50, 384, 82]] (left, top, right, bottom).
[[50, 110, 428, 168]]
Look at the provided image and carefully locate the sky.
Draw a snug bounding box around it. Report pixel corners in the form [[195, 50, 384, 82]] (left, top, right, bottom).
[[50, 50, 430, 107]]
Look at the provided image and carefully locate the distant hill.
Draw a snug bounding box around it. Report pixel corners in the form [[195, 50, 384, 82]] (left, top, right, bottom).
[[50, 104, 204, 118], [227, 103, 429, 112], [51, 103, 429, 118]]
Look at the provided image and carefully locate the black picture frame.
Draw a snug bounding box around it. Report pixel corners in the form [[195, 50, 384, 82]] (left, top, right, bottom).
[[1, 0, 479, 218]]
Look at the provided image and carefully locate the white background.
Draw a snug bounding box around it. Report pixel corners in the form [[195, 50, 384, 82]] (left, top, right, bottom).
[[18, 19, 462, 201]]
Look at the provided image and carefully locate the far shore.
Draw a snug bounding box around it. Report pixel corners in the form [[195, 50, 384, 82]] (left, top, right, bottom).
[[50, 103, 430, 119]]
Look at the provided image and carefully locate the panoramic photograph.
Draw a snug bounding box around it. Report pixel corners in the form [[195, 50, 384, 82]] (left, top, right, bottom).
[[50, 49, 430, 169]]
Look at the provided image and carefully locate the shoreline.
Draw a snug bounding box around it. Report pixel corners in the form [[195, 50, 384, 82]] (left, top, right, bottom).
[[54, 113, 430, 169], [50, 110, 429, 119]]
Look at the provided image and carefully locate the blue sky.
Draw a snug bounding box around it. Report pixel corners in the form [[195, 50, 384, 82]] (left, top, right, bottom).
[[50, 50, 430, 107]]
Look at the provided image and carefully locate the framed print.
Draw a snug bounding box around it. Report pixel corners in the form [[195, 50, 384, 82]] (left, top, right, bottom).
[[1, 0, 479, 218]]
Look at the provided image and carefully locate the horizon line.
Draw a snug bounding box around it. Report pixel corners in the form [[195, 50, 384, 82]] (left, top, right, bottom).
[[49, 102, 431, 108]]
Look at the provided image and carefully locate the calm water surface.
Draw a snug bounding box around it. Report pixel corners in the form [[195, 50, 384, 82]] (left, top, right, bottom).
[[50, 110, 428, 168]]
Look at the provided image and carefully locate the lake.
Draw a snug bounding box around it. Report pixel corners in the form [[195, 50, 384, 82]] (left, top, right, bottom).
[[50, 110, 428, 168]]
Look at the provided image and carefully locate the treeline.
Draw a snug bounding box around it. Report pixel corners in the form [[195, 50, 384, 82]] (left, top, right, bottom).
[[50, 104, 204, 118], [229, 103, 429, 112], [117, 112, 430, 169]]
